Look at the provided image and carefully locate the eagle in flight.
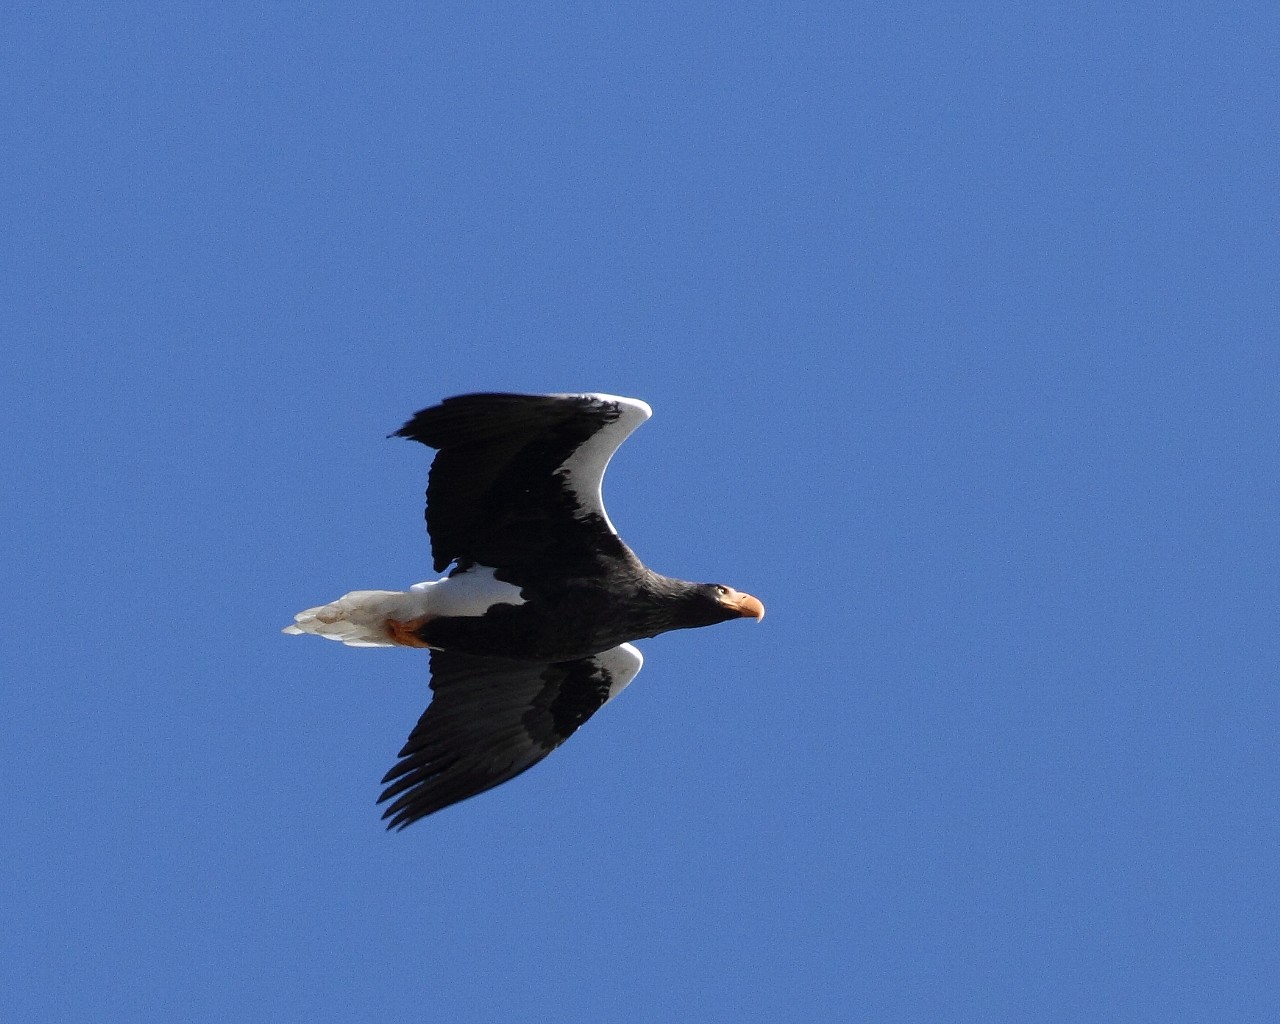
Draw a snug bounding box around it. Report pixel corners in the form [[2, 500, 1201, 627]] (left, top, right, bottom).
[[285, 392, 764, 829]]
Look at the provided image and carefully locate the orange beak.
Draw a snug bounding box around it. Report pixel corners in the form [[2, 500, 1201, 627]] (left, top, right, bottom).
[[724, 590, 765, 621]]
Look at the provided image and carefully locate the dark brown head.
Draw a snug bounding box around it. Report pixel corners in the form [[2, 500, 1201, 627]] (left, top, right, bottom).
[[636, 573, 765, 638], [677, 583, 766, 628]]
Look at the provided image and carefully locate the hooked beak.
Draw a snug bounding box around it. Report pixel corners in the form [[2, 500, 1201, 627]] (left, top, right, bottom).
[[724, 590, 765, 621]]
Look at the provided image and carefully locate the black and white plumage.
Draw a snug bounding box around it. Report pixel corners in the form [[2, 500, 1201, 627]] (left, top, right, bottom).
[[285, 392, 764, 829]]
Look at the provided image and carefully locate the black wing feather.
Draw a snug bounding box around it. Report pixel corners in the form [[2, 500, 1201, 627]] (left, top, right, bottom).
[[393, 393, 632, 575], [377, 650, 617, 829]]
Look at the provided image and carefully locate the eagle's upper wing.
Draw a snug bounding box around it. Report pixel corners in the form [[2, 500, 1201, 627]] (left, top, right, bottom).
[[378, 644, 643, 829], [393, 392, 651, 577]]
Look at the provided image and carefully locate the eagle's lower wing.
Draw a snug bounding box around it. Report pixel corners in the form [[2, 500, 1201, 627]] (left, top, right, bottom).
[[378, 645, 643, 829]]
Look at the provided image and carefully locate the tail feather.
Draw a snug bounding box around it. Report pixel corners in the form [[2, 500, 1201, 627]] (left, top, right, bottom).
[[282, 589, 430, 648]]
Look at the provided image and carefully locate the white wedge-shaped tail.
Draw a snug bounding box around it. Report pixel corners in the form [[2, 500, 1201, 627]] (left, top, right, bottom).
[[282, 590, 432, 647]]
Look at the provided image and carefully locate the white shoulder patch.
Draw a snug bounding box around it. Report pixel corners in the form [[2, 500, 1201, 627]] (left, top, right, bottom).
[[412, 565, 526, 617], [554, 394, 652, 535], [597, 642, 644, 700]]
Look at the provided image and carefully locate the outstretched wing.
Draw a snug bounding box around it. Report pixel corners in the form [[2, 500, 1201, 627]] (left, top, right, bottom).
[[378, 644, 644, 829], [393, 392, 651, 576]]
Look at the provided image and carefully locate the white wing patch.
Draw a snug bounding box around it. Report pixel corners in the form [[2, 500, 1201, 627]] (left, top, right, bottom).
[[554, 393, 652, 535], [411, 565, 527, 616], [597, 642, 644, 700]]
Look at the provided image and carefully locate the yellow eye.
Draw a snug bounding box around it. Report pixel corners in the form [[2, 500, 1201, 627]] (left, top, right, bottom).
[[714, 586, 728, 596]]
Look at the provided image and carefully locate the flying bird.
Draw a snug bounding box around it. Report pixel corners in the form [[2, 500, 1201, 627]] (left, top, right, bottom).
[[284, 392, 764, 829]]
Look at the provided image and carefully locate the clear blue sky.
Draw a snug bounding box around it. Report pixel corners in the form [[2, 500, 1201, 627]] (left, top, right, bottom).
[[5, 4, 1277, 1022]]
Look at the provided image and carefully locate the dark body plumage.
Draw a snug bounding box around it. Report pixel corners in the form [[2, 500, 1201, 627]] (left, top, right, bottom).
[[413, 568, 743, 663], [287, 392, 763, 829]]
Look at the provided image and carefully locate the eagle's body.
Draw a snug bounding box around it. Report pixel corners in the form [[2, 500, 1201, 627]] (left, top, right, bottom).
[[285, 392, 763, 829]]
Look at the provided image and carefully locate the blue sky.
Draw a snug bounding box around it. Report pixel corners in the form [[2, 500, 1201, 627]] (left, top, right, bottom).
[[5, 3, 1277, 1021]]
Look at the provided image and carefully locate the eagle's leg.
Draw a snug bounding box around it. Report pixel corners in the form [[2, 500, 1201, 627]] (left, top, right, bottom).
[[386, 616, 435, 648]]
